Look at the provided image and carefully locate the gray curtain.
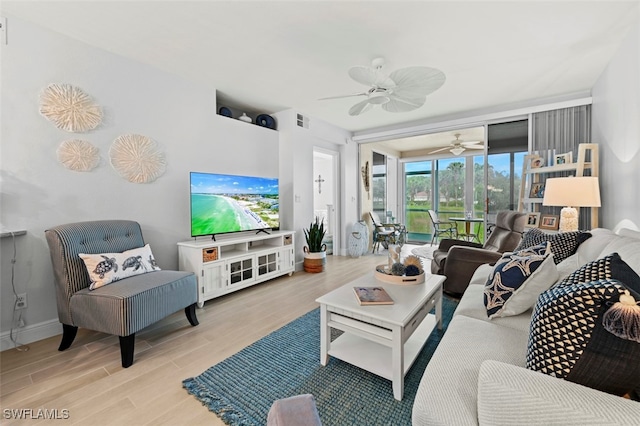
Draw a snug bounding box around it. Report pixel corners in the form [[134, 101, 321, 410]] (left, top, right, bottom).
[[531, 105, 593, 230]]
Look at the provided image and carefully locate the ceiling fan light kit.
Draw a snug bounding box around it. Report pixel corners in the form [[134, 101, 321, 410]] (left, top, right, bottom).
[[428, 133, 486, 156], [322, 57, 446, 116]]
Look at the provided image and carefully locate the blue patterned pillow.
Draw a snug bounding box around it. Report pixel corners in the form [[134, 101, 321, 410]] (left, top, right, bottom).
[[527, 279, 640, 396], [484, 242, 558, 318], [515, 228, 591, 264]]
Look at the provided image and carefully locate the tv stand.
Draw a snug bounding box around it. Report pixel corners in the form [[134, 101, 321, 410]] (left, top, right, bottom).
[[178, 230, 295, 308], [256, 229, 270, 235]]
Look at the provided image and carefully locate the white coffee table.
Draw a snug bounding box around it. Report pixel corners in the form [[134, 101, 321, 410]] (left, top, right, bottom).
[[316, 272, 445, 400]]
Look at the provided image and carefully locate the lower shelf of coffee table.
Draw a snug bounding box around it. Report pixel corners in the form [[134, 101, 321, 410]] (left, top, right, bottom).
[[327, 315, 436, 380]]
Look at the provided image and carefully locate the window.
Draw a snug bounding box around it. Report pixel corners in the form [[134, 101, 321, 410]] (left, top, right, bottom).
[[372, 152, 386, 215], [404, 161, 432, 242]]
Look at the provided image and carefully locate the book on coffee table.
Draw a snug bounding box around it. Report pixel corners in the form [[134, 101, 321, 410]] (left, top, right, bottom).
[[353, 286, 394, 305]]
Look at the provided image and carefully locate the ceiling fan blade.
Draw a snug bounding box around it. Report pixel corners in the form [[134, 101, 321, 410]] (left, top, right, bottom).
[[390, 67, 446, 97], [460, 140, 483, 146], [348, 66, 377, 86], [318, 92, 368, 100], [465, 145, 485, 150], [428, 146, 452, 154], [382, 94, 425, 113], [349, 98, 374, 116]]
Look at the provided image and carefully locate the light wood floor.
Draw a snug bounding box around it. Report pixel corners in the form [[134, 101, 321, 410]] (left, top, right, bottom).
[[1, 247, 426, 425]]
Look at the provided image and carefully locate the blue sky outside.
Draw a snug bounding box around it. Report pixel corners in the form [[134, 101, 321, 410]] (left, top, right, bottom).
[[191, 172, 278, 195]]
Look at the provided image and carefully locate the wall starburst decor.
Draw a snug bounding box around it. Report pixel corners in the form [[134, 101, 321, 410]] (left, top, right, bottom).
[[57, 139, 100, 172], [39, 84, 103, 132], [109, 134, 166, 183]]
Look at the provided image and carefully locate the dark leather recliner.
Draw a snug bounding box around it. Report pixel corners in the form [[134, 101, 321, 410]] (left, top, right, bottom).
[[431, 210, 526, 296]]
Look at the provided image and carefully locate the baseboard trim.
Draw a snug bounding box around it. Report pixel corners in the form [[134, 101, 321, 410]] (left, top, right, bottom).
[[0, 319, 62, 352]]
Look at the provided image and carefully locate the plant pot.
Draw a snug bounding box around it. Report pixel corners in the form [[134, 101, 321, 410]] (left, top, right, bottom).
[[303, 245, 327, 273]]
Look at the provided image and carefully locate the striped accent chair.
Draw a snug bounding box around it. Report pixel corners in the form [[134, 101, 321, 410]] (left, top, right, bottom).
[[45, 220, 199, 368]]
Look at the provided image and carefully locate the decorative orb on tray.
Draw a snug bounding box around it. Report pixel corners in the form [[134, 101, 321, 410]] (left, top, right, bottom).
[[375, 264, 425, 285]]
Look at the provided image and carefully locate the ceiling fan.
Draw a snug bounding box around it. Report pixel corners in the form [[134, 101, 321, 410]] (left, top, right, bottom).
[[428, 134, 485, 156], [320, 57, 446, 116]]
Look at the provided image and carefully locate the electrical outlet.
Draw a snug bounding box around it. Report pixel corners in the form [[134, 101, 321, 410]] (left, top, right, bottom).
[[15, 293, 27, 310]]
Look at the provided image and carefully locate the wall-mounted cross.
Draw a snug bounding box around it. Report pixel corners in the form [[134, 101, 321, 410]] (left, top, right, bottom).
[[315, 174, 325, 194]]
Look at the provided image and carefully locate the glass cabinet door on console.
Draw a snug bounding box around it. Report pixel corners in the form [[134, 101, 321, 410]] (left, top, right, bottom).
[[258, 253, 278, 278], [229, 257, 254, 285]]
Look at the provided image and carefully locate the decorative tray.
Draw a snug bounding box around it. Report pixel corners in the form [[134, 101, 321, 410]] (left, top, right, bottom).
[[375, 265, 425, 285]]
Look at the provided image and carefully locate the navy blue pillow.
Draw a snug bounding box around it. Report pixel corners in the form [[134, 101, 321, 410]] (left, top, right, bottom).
[[556, 252, 640, 294], [516, 228, 591, 264], [527, 279, 640, 396]]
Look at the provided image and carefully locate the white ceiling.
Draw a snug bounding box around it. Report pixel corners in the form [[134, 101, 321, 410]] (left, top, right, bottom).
[[2, 1, 639, 135]]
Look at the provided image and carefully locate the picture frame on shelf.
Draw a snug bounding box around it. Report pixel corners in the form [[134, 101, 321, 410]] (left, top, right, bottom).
[[554, 152, 573, 165], [529, 183, 545, 199], [539, 214, 560, 230], [530, 157, 545, 169], [525, 212, 541, 228]]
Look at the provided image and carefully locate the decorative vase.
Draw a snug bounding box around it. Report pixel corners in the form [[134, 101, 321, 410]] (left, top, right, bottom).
[[303, 246, 326, 273], [350, 221, 369, 256], [239, 113, 252, 123], [348, 231, 363, 258]]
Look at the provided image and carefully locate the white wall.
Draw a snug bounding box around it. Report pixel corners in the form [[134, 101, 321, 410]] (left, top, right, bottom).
[[0, 15, 280, 347], [276, 110, 354, 259], [592, 19, 640, 230]]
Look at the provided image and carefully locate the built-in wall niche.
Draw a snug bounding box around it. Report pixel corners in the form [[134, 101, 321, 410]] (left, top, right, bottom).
[[215, 94, 277, 130]]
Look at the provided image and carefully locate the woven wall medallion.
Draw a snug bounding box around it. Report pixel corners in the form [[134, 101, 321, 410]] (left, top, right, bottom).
[[39, 84, 103, 132], [109, 134, 166, 183], [57, 139, 100, 172]]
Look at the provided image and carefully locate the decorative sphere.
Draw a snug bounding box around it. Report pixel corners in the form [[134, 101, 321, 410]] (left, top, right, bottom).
[[405, 265, 421, 276], [391, 263, 406, 276]]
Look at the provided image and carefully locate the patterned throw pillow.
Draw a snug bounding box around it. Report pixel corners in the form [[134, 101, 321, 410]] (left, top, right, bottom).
[[79, 244, 161, 290], [556, 252, 640, 293], [484, 243, 558, 318], [515, 228, 592, 264], [527, 279, 640, 396]]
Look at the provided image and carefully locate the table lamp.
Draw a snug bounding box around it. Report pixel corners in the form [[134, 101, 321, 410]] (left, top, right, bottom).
[[542, 176, 601, 232]]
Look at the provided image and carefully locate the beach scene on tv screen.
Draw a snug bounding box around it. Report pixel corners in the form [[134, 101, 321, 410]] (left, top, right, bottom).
[[191, 173, 279, 236]]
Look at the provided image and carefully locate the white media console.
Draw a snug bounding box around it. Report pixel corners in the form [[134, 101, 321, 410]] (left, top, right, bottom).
[[178, 230, 295, 307]]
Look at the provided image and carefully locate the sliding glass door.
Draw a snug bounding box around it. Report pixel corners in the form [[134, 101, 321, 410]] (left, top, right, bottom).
[[405, 161, 432, 242]]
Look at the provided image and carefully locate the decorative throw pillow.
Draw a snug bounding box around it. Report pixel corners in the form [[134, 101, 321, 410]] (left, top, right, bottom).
[[527, 279, 640, 396], [556, 252, 640, 294], [484, 242, 558, 318], [515, 228, 592, 264], [79, 244, 161, 290]]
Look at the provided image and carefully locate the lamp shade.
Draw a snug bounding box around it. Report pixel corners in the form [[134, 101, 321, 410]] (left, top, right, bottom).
[[542, 177, 601, 208]]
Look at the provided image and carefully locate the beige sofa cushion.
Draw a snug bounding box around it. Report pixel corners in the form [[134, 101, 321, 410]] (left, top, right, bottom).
[[477, 360, 640, 426], [598, 237, 640, 275], [413, 315, 529, 426], [455, 284, 533, 333]]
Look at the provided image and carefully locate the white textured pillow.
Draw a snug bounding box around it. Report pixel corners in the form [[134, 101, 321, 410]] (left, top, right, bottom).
[[79, 244, 161, 290]]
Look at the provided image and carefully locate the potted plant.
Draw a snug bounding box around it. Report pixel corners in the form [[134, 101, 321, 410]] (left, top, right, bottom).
[[303, 217, 327, 273]]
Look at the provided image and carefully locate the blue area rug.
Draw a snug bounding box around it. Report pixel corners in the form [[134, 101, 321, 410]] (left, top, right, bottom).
[[183, 296, 458, 425]]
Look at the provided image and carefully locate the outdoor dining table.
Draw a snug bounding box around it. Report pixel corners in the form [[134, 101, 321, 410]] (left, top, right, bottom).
[[450, 217, 483, 243]]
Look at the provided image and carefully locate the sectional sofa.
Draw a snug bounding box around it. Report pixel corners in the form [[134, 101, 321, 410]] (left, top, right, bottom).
[[412, 227, 640, 425]]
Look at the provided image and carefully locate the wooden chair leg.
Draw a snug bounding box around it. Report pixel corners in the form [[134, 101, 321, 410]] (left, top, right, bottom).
[[185, 303, 199, 326], [119, 334, 135, 368], [58, 324, 78, 351]]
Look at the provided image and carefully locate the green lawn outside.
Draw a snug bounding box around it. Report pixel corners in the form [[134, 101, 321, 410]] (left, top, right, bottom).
[[406, 204, 486, 242]]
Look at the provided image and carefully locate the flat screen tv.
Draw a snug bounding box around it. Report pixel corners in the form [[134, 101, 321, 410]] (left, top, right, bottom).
[[190, 172, 279, 238]]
